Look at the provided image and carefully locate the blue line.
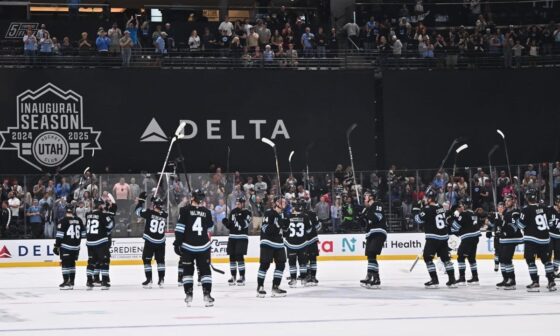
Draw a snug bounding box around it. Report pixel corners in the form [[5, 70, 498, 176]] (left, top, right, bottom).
[[1, 312, 560, 333]]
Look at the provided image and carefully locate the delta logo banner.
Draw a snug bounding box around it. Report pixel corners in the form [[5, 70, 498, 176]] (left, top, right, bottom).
[[0, 83, 101, 171]]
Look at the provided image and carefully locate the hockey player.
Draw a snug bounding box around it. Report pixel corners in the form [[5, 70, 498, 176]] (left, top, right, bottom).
[[284, 198, 311, 288], [223, 197, 251, 286], [85, 199, 115, 290], [135, 192, 168, 288], [174, 189, 215, 307], [92, 198, 117, 286], [516, 189, 556, 292], [546, 195, 560, 278], [486, 202, 505, 272], [450, 197, 481, 286], [304, 203, 321, 286], [54, 206, 85, 290], [413, 189, 457, 289], [257, 196, 288, 298], [496, 195, 522, 290], [359, 189, 386, 289]]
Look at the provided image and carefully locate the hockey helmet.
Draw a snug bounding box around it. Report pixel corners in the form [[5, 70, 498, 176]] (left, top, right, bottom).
[[236, 197, 246, 204], [151, 197, 164, 209], [458, 197, 472, 208], [93, 198, 105, 208], [525, 188, 538, 203], [425, 188, 438, 201], [191, 189, 205, 203], [555, 195, 560, 205]]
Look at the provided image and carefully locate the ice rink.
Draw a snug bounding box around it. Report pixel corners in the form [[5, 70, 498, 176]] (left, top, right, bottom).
[[0, 260, 558, 336]]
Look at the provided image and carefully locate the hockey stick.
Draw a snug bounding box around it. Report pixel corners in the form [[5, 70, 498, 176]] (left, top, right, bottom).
[[261, 137, 282, 197], [452, 144, 468, 179], [346, 123, 361, 205], [496, 129, 513, 185], [154, 121, 187, 196], [225, 145, 231, 219], [304, 142, 314, 192], [488, 144, 500, 212], [210, 264, 225, 274], [288, 150, 295, 179]]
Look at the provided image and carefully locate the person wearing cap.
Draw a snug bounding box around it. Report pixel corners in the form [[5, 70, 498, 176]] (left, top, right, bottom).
[[54, 205, 85, 290], [119, 30, 133, 66], [359, 189, 387, 289], [96, 29, 110, 55], [223, 197, 251, 286]]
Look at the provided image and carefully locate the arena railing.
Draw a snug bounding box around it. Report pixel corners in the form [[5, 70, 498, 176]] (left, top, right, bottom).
[[2, 162, 557, 239]]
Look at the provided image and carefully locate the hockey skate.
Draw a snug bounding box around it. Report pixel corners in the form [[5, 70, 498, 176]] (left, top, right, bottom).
[[228, 277, 236, 286], [360, 273, 373, 288], [467, 276, 480, 286], [236, 276, 246, 286], [157, 278, 164, 288], [496, 279, 507, 289], [503, 278, 516, 290], [257, 286, 266, 298], [455, 276, 467, 286], [185, 290, 193, 307], [367, 276, 381, 289], [309, 276, 319, 286], [446, 278, 458, 289], [526, 278, 540, 292], [59, 280, 72, 290], [93, 275, 102, 287], [288, 278, 298, 288], [142, 279, 152, 289], [101, 279, 111, 290], [86, 279, 94, 291], [271, 285, 287, 297], [300, 277, 308, 287], [203, 291, 215, 307], [424, 279, 439, 289], [547, 280, 557, 292]]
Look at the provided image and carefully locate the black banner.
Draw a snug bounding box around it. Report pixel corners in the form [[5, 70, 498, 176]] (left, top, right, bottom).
[[383, 69, 560, 169], [0, 69, 376, 174]]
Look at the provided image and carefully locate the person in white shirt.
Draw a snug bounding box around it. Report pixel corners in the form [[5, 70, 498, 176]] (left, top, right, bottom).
[[218, 16, 234, 37], [188, 30, 201, 51], [7, 192, 21, 232], [243, 177, 255, 194]]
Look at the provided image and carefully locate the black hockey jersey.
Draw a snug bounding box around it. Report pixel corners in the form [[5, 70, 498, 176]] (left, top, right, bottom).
[[136, 207, 168, 245], [499, 208, 523, 244], [284, 212, 311, 250], [260, 208, 286, 249], [361, 201, 387, 238], [225, 208, 251, 239], [85, 210, 114, 247], [55, 216, 86, 251], [104, 203, 117, 237], [546, 206, 560, 240], [304, 210, 321, 246], [414, 204, 449, 240], [174, 205, 214, 253], [450, 209, 480, 239], [517, 204, 550, 245]]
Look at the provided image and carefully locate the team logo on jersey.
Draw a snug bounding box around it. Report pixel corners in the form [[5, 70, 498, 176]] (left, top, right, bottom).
[[4, 22, 39, 39], [140, 118, 168, 142], [0, 83, 101, 171], [0, 246, 12, 258]]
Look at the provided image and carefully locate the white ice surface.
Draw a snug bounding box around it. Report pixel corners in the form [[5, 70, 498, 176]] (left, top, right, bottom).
[[0, 260, 558, 336]]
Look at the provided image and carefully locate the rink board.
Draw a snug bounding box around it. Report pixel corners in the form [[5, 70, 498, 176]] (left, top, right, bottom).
[[0, 233, 524, 267]]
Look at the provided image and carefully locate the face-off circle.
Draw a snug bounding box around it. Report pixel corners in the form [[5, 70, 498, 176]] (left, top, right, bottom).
[[32, 131, 69, 167]]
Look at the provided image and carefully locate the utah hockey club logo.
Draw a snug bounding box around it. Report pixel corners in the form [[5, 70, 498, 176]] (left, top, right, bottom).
[[0, 83, 101, 171], [0, 246, 12, 258], [5, 22, 39, 39], [140, 118, 168, 142]]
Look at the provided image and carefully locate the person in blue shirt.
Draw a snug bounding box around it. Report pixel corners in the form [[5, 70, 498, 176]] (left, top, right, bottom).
[[96, 29, 111, 54], [27, 199, 43, 238], [155, 32, 167, 54], [55, 177, 71, 199], [300, 27, 315, 58], [126, 15, 140, 47]]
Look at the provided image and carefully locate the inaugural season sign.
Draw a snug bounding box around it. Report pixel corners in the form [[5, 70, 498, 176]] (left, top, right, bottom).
[[0, 83, 101, 171]]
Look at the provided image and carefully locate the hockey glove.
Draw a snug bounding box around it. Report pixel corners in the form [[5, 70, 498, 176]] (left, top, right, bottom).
[[222, 218, 230, 228], [174, 244, 182, 256], [138, 191, 147, 202], [53, 246, 60, 255], [485, 231, 492, 239]]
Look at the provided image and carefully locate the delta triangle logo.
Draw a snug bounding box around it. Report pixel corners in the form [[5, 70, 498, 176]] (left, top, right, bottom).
[[140, 118, 168, 142], [0, 246, 12, 258]]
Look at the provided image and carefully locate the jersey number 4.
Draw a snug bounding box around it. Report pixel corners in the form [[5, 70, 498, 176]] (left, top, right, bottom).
[[192, 217, 203, 236]]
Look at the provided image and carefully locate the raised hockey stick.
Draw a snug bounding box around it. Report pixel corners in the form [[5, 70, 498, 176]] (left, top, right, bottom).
[[346, 123, 361, 205], [488, 144, 500, 212], [261, 137, 282, 197], [496, 129, 513, 185], [155, 121, 187, 197], [304, 142, 314, 191], [288, 150, 295, 179]]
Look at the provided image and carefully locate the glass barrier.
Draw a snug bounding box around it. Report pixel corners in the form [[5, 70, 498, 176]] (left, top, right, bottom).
[[1, 163, 557, 239]]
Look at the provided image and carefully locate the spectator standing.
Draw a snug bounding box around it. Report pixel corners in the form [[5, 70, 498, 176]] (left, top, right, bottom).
[[108, 23, 122, 55], [129, 177, 141, 200], [255, 20, 271, 49], [36, 24, 49, 40], [219, 16, 234, 37], [113, 177, 131, 214], [247, 27, 259, 52], [342, 21, 360, 49], [125, 16, 140, 48], [26, 199, 42, 238], [512, 40, 524, 68], [60, 37, 73, 55], [164, 23, 175, 49], [23, 28, 37, 63], [314, 196, 330, 232], [96, 29, 110, 55], [155, 32, 167, 54], [301, 27, 315, 57], [51, 37, 60, 55], [316, 27, 327, 58], [39, 32, 53, 57], [254, 175, 267, 198], [330, 196, 342, 233], [7, 192, 20, 236], [120, 31, 133, 66], [75, 200, 89, 224], [328, 28, 338, 57], [271, 29, 283, 51], [263, 45, 275, 66]]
